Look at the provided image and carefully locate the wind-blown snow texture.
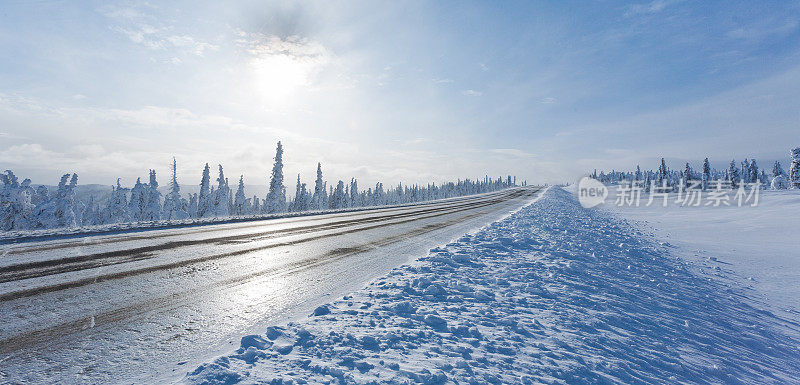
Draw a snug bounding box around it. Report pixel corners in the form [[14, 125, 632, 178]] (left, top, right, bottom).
[[185, 187, 800, 385]]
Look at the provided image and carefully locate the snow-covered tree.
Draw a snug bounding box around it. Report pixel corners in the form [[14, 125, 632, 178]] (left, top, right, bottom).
[[349, 178, 359, 207], [311, 163, 325, 210], [329, 180, 347, 209], [729, 160, 740, 188], [702, 158, 711, 190], [266, 141, 287, 213], [233, 175, 248, 215], [657, 158, 668, 186], [81, 195, 103, 227], [142, 170, 162, 221], [128, 177, 147, 221], [773, 161, 785, 177], [290, 174, 311, 212], [213, 165, 230, 217], [104, 179, 130, 224], [0, 170, 35, 231], [198, 163, 212, 218], [791, 147, 800, 189], [748, 159, 759, 186], [683, 163, 693, 187], [188, 193, 198, 217], [33, 173, 79, 229], [163, 158, 189, 220], [741, 159, 751, 184]]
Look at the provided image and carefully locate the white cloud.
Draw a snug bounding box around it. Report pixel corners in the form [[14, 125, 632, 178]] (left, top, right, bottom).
[[726, 20, 799, 41], [462, 89, 482, 96], [490, 148, 536, 158], [625, 0, 683, 16], [105, 4, 218, 57]]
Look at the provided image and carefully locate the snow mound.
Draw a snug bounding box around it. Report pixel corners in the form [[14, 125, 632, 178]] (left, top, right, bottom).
[[185, 186, 800, 384]]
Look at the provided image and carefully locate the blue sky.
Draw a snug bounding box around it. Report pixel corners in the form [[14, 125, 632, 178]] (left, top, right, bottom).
[[1, 0, 799, 187]]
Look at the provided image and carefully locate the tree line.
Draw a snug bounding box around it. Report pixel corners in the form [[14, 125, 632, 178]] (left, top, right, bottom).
[[590, 147, 800, 191], [0, 142, 519, 231]]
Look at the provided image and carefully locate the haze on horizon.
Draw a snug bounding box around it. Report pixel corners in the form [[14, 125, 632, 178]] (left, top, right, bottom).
[[1, 0, 798, 188]]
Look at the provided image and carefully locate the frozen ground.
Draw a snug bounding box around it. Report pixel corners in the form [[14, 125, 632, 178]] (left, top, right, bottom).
[[606, 189, 800, 317], [185, 187, 800, 385]]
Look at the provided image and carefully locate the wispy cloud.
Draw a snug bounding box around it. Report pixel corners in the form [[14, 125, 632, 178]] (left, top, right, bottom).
[[462, 89, 482, 96], [625, 0, 683, 16], [490, 148, 536, 158], [726, 19, 799, 41], [104, 5, 218, 58]]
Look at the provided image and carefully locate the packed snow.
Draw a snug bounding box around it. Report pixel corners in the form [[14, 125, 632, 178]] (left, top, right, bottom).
[[606, 188, 800, 317], [184, 187, 800, 385]]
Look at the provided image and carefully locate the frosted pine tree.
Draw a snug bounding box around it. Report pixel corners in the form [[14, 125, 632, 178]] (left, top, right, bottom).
[[0, 170, 35, 231], [142, 170, 162, 221], [82, 195, 103, 227], [233, 175, 247, 215], [741, 159, 751, 184], [104, 179, 130, 224], [657, 158, 668, 186], [329, 181, 346, 209], [291, 174, 304, 212], [227, 185, 234, 215], [773, 161, 785, 177], [197, 164, 212, 218], [684, 163, 693, 187], [32, 185, 48, 206], [374, 182, 385, 205], [350, 178, 359, 207], [213, 165, 230, 217], [728, 160, 740, 188], [790, 147, 800, 189], [188, 193, 198, 217], [33, 173, 79, 229], [311, 163, 325, 210], [702, 158, 711, 190], [748, 159, 759, 186], [162, 158, 189, 220], [265, 141, 287, 213], [128, 177, 147, 221]]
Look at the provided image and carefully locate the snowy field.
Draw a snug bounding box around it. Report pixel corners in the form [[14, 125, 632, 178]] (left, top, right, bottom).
[[184, 187, 800, 384], [606, 189, 800, 317]]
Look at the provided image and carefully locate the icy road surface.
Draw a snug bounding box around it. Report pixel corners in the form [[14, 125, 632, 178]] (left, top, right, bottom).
[[0, 187, 541, 384]]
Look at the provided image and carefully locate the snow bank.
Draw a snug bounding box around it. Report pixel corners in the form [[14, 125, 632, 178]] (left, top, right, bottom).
[[184, 187, 800, 385]]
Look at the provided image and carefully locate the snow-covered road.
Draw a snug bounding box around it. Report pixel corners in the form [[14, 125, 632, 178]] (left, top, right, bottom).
[[0, 187, 541, 384], [186, 187, 800, 384]]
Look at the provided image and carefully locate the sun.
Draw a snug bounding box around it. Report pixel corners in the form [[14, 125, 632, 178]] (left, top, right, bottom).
[[251, 54, 314, 105]]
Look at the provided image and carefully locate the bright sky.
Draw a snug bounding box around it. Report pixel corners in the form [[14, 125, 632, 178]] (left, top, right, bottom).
[[1, 1, 799, 187]]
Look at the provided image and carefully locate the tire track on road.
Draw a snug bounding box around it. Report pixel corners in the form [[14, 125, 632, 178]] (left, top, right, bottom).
[[0, 190, 522, 284], [0, 189, 534, 301], [0, 188, 540, 357]]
